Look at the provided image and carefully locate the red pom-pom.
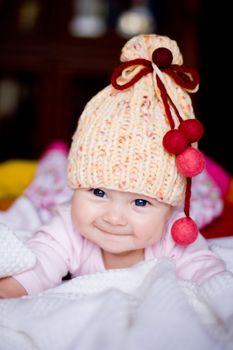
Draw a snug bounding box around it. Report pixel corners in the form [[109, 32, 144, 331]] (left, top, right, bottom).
[[178, 119, 204, 143], [171, 217, 198, 245], [152, 47, 173, 68], [176, 147, 205, 177], [163, 129, 189, 155]]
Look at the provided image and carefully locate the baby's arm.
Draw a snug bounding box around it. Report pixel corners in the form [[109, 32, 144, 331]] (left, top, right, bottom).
[[0, 276, 27, 298], [8, 205, 79, 296], [175, 234, 228, 283]]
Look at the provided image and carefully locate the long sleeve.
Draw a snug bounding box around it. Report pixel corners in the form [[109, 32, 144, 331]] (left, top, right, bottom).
[[174, 234, 227, 283], [13, 204, 83, 294], [148, 209, 227, 284]]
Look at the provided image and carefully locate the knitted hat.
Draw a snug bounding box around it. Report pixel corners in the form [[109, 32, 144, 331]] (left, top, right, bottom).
[[67, 34, 205, 245]]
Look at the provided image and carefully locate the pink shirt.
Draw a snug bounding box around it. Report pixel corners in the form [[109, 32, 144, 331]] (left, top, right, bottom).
[[14, 203, 226, 295]]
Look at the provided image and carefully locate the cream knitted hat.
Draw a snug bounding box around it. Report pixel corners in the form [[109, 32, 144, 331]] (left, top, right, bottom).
[[67, 34, 205, 245]]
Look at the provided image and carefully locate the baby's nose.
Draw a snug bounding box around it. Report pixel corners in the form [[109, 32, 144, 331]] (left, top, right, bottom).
[[103, 206, 127, 226]]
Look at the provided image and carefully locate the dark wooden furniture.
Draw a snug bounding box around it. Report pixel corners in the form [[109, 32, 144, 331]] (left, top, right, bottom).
[[0, 35, 126, 159], [0, 0, 128, 159]]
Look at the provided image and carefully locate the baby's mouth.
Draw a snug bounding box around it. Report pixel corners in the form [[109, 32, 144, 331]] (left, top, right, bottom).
[[94, 223, 131, 236]]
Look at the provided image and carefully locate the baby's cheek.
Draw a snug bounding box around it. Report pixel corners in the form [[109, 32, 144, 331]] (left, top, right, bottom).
[[134, 225, 154, 246], [147, 224, 165, 244]]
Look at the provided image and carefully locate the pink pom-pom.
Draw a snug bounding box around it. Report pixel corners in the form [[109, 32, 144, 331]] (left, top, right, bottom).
[[163, 130, 189, 155], [178, 119, 204, 143], [176, 147, 205, 177], [171, 217, 198, 245]]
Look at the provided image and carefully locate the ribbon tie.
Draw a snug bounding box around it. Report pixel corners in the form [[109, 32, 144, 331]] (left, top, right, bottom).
[[111, 47, 199, 92], [111, 47, 199, 129]]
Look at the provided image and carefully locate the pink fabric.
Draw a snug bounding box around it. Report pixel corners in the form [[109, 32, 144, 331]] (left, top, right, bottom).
[[39, 140, 69, 159], [24, 140, 73, 223], [14, 204, 226, 295], [204, 155, 231, 196], [190, 169, 224, 229]]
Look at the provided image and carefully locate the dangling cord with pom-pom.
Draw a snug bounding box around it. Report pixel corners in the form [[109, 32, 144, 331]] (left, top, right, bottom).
[[154, 59, 201, 245], [171, 178, 198, 245], [152, 48, 205, 178]]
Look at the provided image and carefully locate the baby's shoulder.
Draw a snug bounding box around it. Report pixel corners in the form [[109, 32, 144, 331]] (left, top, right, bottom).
[[53, 202, 72, 224], [39, 203, 74, 238]]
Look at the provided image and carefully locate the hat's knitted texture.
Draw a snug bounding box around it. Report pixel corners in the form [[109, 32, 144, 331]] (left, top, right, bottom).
[[67, 34, 197, 206]]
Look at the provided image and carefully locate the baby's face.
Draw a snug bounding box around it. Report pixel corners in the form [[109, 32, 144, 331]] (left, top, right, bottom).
[[71, 188, 172, 255]]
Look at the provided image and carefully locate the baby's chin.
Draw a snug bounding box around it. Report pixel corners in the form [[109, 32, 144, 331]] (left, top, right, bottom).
[[99, 243, 133, 255], [99, 240, 145, 255]]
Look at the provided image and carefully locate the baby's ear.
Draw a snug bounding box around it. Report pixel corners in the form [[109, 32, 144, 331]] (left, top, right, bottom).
[[0, 223, 36, 278]]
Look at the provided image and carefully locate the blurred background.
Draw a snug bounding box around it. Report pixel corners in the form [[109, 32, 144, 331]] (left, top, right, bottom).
[[0, 0, 231, 175]]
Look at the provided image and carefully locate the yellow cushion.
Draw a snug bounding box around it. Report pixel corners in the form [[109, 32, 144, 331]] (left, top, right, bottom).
[[0, 160, 37, 199]]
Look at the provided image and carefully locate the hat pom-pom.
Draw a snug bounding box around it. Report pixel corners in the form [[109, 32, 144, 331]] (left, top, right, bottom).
[[163, 129, 188, 155], [171, 217, 198, 245], [176, 147, 205, 177], [178, 119, 204, 143]]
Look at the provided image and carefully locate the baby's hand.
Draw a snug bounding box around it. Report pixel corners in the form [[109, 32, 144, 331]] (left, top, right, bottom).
[[0, 276, 27, 298]]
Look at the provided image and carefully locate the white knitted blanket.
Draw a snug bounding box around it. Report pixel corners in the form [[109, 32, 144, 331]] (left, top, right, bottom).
[[0, 224, 36, 277], [1, 256, 233, 350], [1, 212, 233, 350]]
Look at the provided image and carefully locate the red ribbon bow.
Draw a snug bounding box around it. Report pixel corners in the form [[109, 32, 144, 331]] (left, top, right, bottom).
[[111, 57, 199, 93]]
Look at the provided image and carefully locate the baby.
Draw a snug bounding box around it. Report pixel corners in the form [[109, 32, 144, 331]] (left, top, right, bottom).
[[0, 34, 226, 298]]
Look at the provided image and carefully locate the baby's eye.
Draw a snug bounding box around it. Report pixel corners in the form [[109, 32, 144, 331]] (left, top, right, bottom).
[[134, 199, 150, 207], [92, 188, 106, 198]]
